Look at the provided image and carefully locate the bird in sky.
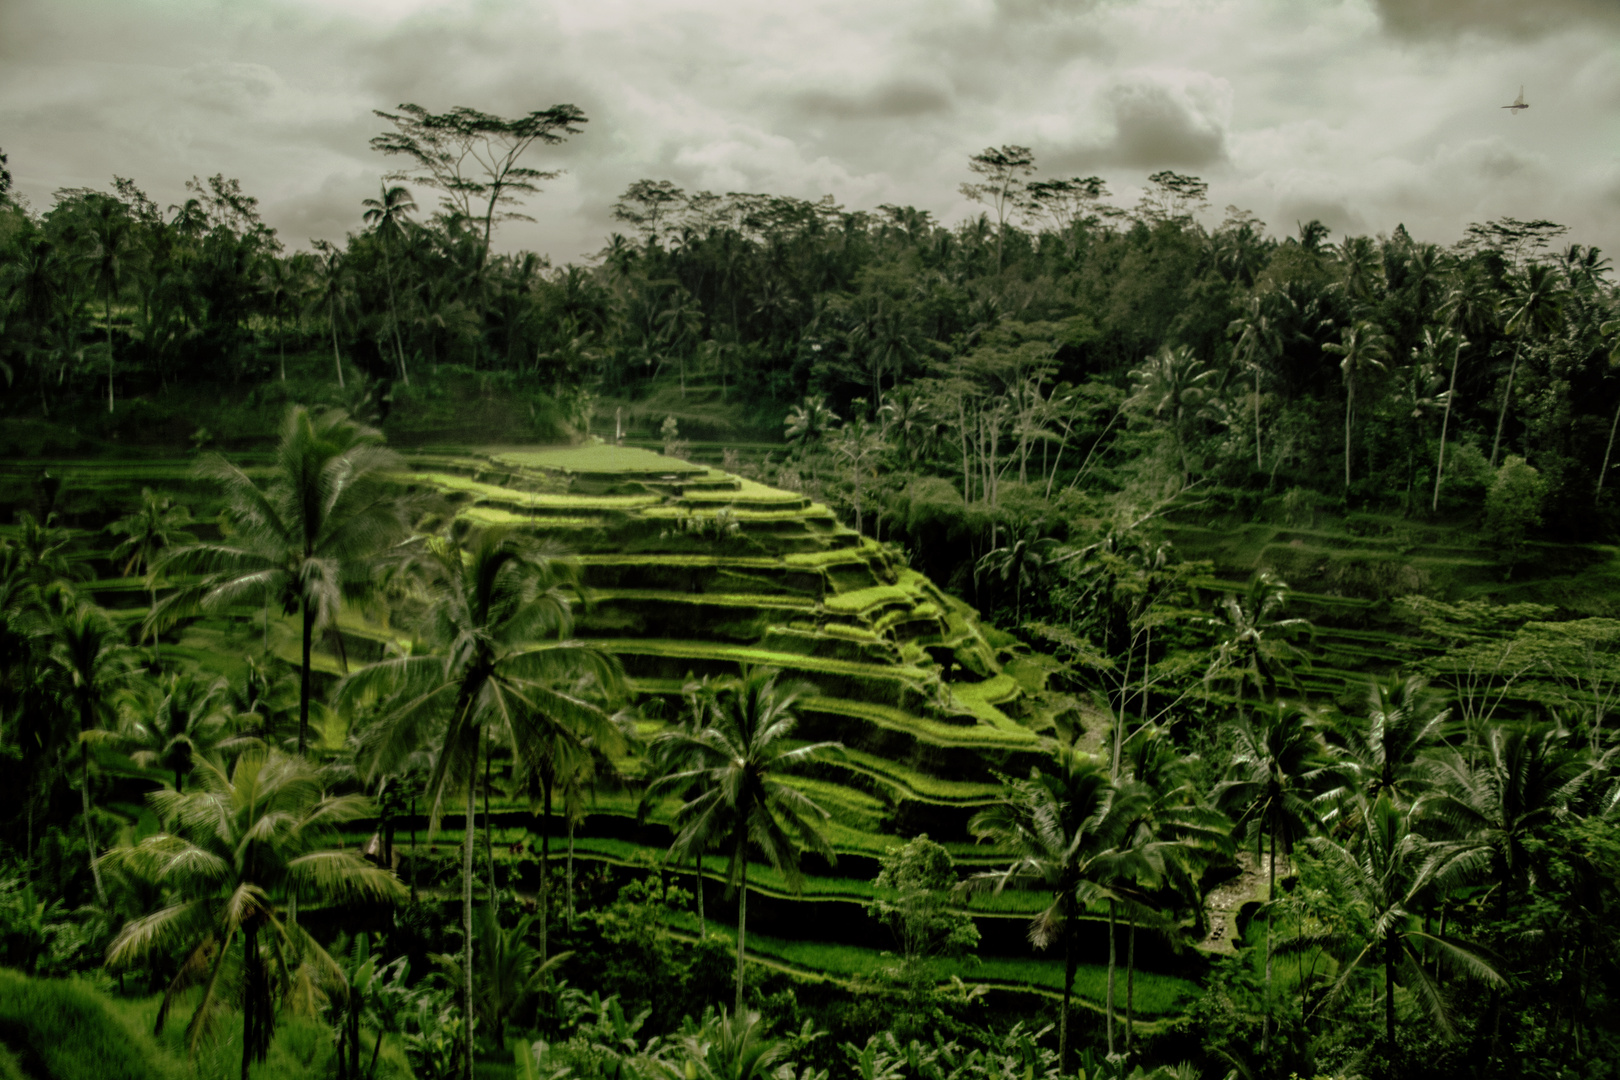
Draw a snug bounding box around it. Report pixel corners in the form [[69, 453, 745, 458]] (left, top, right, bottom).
[[1503, 86, 1529, 114]]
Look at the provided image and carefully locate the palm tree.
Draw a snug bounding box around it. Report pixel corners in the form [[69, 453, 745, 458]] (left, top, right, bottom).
[[362, 184, 417, 385], [1126, 344, 1221, 481], [151, 405, 407, 754], [965, 750, 1157, 1067], [1205, 570, 1312, 705], [1433, 265, 1500, 509], [105, 488, 195, 608], [433, 906, 568, 1045], [1596, 318, 1620, 503], [1418, 326, 1468, 513], [311, 239, 353, 388], [1293, 796, 1503, 1048], [103, 750, 405, 1080], [1229, 295, 1284, 471], [654, 668, 841, 1016], [784, 396, 840, 457], [47, 602, 134, 906], [1328, 674, 1449, 812], [1491, 263, 1568, 467], [343, 527, 624, 1080], [1323, 321, 1391, 491], [1213, 703, 1336, 1048], [78, 195, 142, 413], [115, 669, 241, 792], [258, 256, 306, 383]]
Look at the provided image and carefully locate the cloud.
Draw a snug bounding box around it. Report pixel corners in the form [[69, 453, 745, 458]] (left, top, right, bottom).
[[792, 77, 955, 121], [1369, 0, 1620, 40], [1043, 70, 1230, 172]]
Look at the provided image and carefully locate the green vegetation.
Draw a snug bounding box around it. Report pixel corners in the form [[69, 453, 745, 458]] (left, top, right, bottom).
[[3, 119, 1620, 1080]]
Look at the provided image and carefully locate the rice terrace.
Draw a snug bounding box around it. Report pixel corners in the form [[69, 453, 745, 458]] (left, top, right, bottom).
[[2, 4, 1620, 1080]]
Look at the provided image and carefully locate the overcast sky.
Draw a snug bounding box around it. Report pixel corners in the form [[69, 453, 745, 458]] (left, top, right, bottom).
[[4, 0, 1618, 263]]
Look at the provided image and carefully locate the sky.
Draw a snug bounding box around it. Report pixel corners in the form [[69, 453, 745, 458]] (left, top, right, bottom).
[[3, 0, 1618, 263]]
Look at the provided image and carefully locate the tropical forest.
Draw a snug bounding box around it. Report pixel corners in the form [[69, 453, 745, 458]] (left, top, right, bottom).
[[0, 102, 1618, 1080]]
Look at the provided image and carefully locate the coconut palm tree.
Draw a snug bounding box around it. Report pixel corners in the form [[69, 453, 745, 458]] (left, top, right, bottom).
[[114, 668, 245, 792], [47, 602, 135, 906], [106, 488, 195, 608], [1213, 703, 1336, 1048], [103, 750, 404, 1080], [1328, 674, 1449, 813], [965, 750, 1158, 1067], [151, 405, 408, 754], [1125, 344, 1221, 481], [654, 668, 841, 1017], [342, 526, 624, 1080], [433, 906, 568, 1045], [1418, 326, 1468, 513], [258, 255, 307, 383], [784, 396, 840, 467], [361, 184, 417, 385], [1323, 321, 1391, 491], [311, 239, 353, 388], [78, 194, 142, 413], [1293, 795, 1503, 1048], [1204, 570, 1312, 706], [1491, 263, 1568, 467], [1229, 295, 1284, 471]]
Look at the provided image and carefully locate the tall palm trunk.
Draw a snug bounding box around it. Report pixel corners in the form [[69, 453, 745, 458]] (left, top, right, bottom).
[[735, 858, 748, 1016], [382, 246, 409, 385], [1264, 829, 1277, 1051], [1491, 343, 1523, 468], [1254, 364, 1263, 471], [540, 777, 552, 965], [105, 289, 115, 414], [1597, 398, 1620, 504], [80, 733, 106, 906], [1385, 932, 1397, 1048], [462, 746, 477, 1080], [1106, 899, 1117, 1057], [410, 793, 418, 903], [298, 601, 314, 755], [1432, 340, 1462, 512], [1126, 918, 1136, 1054], [484, 745, 496, 917], [241, 922, 258, 1080], [1343, 378, 1355, 491], [329, 295, 346, 389], [1060, 916, 1076, 1074], [695, 849, 704, 931], [566, 817, 575, 930]]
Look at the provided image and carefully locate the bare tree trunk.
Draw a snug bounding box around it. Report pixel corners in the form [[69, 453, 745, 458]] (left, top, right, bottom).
[[1060, 917, 1076, 1074], [1597, 396, 1620, 504], [1432, 342, 1462, 511], [735, 858, 748, 1016], [81, 740, 106, 906], [330, 296, 346, 389], [484, 744, 496, 917], [106, 291, 115, 414], [695, 849, 704, 931], [298, 601, 313, 755], [1126, 918, 1136, 1054], [1107, 899, 1117, 1057], [540, 777, 552, 965], [1491, 343, 1523, 469], [463, 756, 476, 1080], [566, 818, 575, 931]]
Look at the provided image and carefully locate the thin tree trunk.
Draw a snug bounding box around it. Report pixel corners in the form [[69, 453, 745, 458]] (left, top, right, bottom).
[[1597, 396, 1620, 504], [279, 315, 286, 382], [1060, 916, 1076, 1074], [298, 601, 313, 755], [81, 740, 106, 906], [1255, 364, 1263, 470], [540, 778, 552, 965], [566, 818, 575, 931], [330, 296, 346, 389], [1126, 918, 1136, 1054], [105, 292, 115, 414], [462, 756, 476, 1080], [1344, 378, 1354, 492], [1264, 829, 1276, 1051], [735, 857, 748, 1017], [369, 1027, 385, 1079], [410, 792, 418, 903], [1432, 342, 1462, 512], [484, 744, 496, 917], [1491, 343, 1522, 468], [1107, 899, 1117, 1057], [695, 849, 704, 932], [1385, 934, 1397, 1047], [241, 923, 257, 1080]]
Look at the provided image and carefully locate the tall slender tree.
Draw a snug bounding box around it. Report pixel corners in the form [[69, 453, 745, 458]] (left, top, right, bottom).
[[151, 405, 408, 754]]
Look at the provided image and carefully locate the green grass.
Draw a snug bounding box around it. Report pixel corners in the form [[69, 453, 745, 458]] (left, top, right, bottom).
[[0, 969, 415, 1080], [492, 445, 707, 474], [664, 914, 1198, 1015]]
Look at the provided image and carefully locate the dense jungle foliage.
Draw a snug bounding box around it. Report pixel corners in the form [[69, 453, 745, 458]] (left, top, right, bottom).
[[1, 111, 1619, 1080]]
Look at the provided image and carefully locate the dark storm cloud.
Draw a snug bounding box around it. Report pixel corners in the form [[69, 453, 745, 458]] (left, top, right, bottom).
[[1370, 0, 1620, 40], [792, 78, 955, 122], [1043, 73, 1228, 173]]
